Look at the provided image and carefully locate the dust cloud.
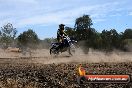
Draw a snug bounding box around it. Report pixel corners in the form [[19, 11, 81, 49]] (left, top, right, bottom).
[[0, 48, 132, 64]]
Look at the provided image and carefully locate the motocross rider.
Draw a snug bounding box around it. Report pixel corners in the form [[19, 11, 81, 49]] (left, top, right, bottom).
[[57, 24, 67, 50]]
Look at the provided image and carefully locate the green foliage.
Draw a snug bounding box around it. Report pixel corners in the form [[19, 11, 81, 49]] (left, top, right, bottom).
[[0, 23, 17, 48], [74, 15, 93, 41], [122, 29, 132, 39], [65, 27, 75, 36], [17, 29, 39, 49], [0, 15, 130, 52], [75, 15, 93, 30], [65, 27, 76, 39], [100, 29, 120, 51], [87, 32, 102, 49], [65, 15, 129, 52]]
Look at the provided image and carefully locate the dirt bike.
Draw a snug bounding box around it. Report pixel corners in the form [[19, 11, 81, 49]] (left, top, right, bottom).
[[50, 36, 77, 56]]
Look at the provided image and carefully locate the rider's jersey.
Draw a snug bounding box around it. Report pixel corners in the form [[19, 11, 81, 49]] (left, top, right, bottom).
[[57, 29, 67, 37]]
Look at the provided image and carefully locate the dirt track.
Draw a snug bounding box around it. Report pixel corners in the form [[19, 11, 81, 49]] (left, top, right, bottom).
[[0, 49, 132, 88], [0, 48, 132, 64]]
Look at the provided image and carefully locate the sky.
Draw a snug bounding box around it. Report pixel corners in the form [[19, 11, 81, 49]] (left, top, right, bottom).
[[0, 0, 132, 39]]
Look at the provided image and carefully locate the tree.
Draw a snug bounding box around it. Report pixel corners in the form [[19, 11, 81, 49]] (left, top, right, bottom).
[[122, 29, 132, 39], [17, 29, 39, 49], [87, 32, 102, 49], [120, 29, 132, 51], [73, 15, 103, 53], [100, 29, 124, 51], [65, 27, 75, 39], [101, 30, 113, 51], [74, 15, 93, 41], [0, 23, 17, 48], [75, 15, 93, 30], [110, 29, 120, 48]]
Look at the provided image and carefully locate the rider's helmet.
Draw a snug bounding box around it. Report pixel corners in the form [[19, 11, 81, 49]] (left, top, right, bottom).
[[59, 24, 65, 30]]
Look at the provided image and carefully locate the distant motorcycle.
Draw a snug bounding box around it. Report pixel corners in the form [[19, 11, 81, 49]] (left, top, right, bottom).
[[50, 36, 77, 56]]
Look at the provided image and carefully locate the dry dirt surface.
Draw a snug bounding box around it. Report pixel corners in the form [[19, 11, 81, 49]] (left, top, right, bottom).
[[0, 49, 132, 88], [0, 48, 132, 64]]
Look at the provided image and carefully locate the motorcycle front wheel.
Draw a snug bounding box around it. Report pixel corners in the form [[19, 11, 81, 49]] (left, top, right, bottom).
[[68, 44, 76, 56]]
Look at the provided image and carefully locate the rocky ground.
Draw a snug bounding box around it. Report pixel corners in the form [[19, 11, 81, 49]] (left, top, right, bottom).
[[0, 62, 132, 88]]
